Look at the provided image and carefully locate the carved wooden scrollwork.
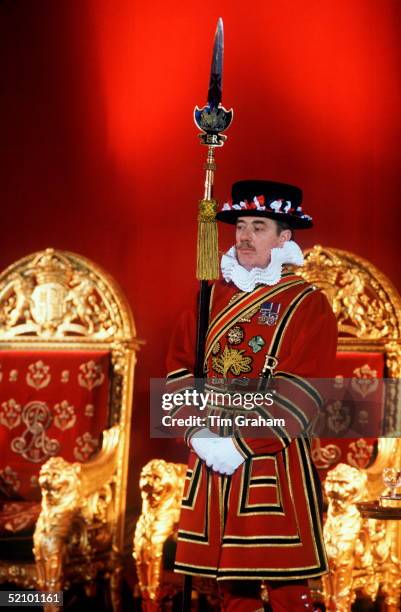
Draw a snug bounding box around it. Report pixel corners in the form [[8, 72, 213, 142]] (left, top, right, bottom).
[[298, 245, 401, 341], [0, 248, 135, 340]]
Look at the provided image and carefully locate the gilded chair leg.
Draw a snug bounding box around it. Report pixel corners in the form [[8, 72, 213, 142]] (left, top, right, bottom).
[[33, 516, 69, 596], [33, 458, 83, 608], [322, 464, 368, 612], [133, 460, 187, 608], [110, 565, 122, 612], [322, 568, 355, 612]]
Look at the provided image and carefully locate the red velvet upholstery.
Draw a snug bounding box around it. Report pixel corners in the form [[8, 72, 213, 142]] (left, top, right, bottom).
[[313, 351, 384, 480], [0, 350, 110, 502]]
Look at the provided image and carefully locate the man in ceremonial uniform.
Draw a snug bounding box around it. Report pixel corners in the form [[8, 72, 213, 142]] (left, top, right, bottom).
[[166, 180, 337, 611]]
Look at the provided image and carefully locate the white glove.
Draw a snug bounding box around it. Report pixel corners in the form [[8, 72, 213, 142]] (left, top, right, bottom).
[[191, 429, 245, 475], [208, 437, 245, 475], [190, 428, 220, 463]]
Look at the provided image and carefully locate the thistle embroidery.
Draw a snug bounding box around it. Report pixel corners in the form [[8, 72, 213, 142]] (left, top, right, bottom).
[[212, 347, 252, 376]]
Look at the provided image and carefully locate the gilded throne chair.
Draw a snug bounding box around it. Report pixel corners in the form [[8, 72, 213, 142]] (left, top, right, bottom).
[[0, 248, 138, 611], [297, 248, 401, 611], [133, 245, 401, 611]]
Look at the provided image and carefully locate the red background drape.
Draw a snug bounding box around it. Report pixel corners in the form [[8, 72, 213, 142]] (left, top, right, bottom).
[[1, 0, 400, 550]]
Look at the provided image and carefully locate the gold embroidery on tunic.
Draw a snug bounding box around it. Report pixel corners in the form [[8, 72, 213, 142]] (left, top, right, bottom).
[[238, 305, 260, 323], [212, 341, 221, 355], [227, 326, 244, 345], [212, 347, 253, 376]]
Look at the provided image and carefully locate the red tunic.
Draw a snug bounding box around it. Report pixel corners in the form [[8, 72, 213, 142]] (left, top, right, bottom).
[[166, 272, 337, 581]]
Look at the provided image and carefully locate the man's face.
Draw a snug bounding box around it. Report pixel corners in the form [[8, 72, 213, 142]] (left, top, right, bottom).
[[235, 217, 291, 270]]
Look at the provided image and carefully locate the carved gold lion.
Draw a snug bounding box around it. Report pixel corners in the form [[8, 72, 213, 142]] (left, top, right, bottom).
[[323, 463, 389, 611], [133, 459, 187, 605]]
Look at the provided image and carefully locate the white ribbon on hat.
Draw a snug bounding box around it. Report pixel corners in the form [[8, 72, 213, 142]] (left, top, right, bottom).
[[221, 240, 304, 292]]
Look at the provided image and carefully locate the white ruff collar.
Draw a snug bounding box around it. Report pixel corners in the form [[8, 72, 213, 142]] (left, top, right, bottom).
[[221, 240, 304, 292]]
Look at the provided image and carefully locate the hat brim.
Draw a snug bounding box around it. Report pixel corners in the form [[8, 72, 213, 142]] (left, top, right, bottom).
[[215, 209, 313, 229]]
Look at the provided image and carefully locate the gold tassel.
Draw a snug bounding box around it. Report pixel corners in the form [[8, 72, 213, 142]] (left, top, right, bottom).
[[196, 198, 219, 280]]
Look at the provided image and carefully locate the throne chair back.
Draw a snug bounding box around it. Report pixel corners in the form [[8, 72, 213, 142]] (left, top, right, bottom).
[[0, 248, 138, 610]]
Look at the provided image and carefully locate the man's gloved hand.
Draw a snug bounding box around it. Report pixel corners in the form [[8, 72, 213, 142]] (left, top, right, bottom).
[[190, 428, 220, 463], [208, 437, 245, 475], [191, 429, 245, 475]]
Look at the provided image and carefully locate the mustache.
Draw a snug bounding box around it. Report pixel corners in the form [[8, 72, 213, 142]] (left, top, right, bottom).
[[236, 242, 255, 251]]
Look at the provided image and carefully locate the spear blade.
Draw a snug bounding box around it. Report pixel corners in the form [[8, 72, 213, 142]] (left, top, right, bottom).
[[208, 17, 223, 109], [194, 17, 233, 147]]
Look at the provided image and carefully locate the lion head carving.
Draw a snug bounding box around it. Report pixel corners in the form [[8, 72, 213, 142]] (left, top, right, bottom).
[[139, 459, 186, 510], [39, 457, 81, 508], [324, 462, 367, 513]]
